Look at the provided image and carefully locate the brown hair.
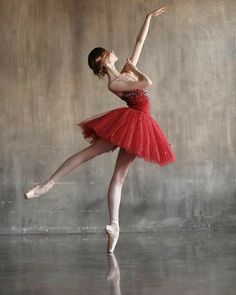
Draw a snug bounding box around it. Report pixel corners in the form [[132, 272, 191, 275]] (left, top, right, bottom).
[[88, 47, 109, 79]]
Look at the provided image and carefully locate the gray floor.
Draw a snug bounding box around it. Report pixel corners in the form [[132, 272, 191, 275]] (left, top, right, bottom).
[[0, 231, 235, 295]]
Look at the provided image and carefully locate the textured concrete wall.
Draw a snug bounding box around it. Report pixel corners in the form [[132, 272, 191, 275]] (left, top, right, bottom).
[[0, 0, 235, 234]]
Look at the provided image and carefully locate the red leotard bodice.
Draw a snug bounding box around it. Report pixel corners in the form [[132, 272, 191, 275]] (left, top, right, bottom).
[[121, 88, 150, 113]]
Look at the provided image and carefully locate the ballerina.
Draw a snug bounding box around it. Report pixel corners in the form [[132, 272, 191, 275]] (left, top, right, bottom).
[[24, 6, 175, 253]]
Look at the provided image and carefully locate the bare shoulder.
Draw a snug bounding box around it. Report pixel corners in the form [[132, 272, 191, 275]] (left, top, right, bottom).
[[108, 72, 138, 97]]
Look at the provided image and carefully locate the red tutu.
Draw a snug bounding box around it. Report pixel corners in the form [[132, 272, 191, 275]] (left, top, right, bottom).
[[77, 88, 176, 166]]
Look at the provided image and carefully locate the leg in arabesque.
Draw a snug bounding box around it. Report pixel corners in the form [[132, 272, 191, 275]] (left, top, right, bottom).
[[107, 148, 136, 224], [48, 138, 117, 183], [24, 138, 117, 199]]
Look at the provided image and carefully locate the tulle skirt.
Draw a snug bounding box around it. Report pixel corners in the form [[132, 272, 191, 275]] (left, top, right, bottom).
[[77, 107, 176, 166]]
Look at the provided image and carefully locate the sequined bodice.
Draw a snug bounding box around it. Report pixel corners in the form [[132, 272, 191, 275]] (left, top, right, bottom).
[[121, 88, 150, 113]]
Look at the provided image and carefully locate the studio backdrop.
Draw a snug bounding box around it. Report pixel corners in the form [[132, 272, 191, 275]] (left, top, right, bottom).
[[0, 0, 235, 234]]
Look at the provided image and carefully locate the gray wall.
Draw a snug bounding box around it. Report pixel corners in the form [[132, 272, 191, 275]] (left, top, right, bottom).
[[0, 0, 235, 234]]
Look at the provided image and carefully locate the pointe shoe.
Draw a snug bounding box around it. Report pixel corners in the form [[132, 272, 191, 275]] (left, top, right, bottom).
[[105, 222, 120, 253], [24, 179, 55, 200]]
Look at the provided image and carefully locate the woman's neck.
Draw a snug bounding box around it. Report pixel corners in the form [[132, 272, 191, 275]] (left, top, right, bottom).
[[107, 65, 121, 82]]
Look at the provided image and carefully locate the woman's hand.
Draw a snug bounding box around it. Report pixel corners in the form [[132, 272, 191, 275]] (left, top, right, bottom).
[[147, 6, 167, 18], [123, 58, 138, 74]]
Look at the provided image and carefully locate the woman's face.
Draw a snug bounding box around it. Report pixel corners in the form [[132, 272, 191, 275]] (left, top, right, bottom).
[[106, 49, 118, 65]]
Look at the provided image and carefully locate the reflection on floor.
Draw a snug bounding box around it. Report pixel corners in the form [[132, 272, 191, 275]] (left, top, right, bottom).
[[0, 231, 235, 295]]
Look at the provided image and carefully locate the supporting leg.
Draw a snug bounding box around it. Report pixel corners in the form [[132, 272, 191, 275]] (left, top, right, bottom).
[[108, 148, 136, 224], [105, 148, 136, 252]]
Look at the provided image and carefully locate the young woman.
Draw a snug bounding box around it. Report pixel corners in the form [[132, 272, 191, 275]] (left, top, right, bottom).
[[24, 6, 175, 253]]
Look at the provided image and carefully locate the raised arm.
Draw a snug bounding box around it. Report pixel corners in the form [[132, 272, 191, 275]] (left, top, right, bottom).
[[122, 6, 167, 70], [128, 15, 152, 67]]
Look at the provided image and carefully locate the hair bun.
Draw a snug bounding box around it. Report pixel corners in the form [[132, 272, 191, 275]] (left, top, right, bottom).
[[88, 47, 109, 79]]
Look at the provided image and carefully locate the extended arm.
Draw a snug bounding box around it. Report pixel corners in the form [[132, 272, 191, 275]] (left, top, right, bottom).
[[121, 6, 167, 71], [129, 15, 152, 67]]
